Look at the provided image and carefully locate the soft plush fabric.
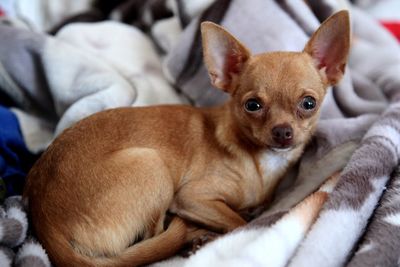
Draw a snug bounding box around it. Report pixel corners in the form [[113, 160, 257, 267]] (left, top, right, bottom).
[[0, 0, 93, 31], [0, 106, 36, 201], [0, 0, 399, 266], [0, 196, 50, 267], [154, 0, 400, 266], [0, 20, 183, 150], [352, 0, 400, 41]]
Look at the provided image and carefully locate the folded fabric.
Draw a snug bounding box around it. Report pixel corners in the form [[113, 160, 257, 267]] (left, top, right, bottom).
[[151, 0, 400, 266], [0, 0, 92, 31], [0, 20, 184, 150], [49, 0, 217, 54], [351, 0, 400, 41], [0, 105, 36, 201], [0, 196, 50, 267], [0, 0, 399, 266]]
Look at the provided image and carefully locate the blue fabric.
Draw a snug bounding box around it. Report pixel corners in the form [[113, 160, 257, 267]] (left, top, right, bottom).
[[0, 105, 36, 201]]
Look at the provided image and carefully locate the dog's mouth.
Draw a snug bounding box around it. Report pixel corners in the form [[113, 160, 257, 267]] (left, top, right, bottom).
[[268, 144, 297, 153], [270, 146, 292, 153]]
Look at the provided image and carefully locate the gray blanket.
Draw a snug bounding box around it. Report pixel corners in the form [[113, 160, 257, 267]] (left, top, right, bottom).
[[155, 1, 400, 266], [0, 0, 399, 266]]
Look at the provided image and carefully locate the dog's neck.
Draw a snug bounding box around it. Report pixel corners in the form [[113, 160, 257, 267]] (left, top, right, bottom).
[[206, 102, 304, 206], [210, 102, 258, 155]]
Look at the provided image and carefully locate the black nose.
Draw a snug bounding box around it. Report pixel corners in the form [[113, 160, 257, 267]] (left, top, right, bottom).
[[272, 124, 293, 146]]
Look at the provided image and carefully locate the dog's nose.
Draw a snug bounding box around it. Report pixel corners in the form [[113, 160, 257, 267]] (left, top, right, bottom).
[[272, 124, 293, 146]]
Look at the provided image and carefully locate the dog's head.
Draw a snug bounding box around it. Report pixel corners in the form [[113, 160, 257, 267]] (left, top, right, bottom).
[[201, 11, 350, 150]]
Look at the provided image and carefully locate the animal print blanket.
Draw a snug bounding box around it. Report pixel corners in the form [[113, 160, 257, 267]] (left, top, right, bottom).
[[0, 0, 399, 266]]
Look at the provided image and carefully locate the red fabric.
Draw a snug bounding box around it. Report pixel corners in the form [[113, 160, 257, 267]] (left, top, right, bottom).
[[381, 21, 400, 42], [0, 8, 4, 17]]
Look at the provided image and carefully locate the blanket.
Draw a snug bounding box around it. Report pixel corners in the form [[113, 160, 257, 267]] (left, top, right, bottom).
[[0, 0, 399, 266], [151, 1, 400, 266], [0, 105, 36, 201]]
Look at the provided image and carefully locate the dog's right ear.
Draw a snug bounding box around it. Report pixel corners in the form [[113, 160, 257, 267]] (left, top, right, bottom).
[[201, 22, 251, 93], [303, 10, 350, 86]]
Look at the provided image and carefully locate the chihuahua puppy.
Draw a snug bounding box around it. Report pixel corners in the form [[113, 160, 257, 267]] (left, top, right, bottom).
[[23, 11, 350, 267]]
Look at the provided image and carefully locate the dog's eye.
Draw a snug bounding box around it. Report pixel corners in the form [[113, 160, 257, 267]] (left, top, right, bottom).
[[245, 99, 262, 112], [300, 96, 316, 110]]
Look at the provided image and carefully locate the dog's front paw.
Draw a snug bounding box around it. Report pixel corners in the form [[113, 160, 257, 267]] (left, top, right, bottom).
[[181, 232, 219, 257]]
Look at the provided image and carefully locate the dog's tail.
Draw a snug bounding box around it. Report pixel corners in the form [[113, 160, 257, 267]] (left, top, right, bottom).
[[47, 217, 187, 267]]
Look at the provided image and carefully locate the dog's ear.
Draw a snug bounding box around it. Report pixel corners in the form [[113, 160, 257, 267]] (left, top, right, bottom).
[[201, 22, 251, 93], [304, 10, 350, 85]]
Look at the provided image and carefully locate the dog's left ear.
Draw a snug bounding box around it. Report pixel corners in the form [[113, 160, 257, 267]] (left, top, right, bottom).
[[201, 22, 251, 93], [304, 10, 350, 85]]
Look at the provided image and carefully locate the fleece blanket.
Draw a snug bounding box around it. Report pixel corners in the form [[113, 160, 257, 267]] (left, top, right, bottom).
[[0, 0, 399, 266], [150, 1, 400, 266]]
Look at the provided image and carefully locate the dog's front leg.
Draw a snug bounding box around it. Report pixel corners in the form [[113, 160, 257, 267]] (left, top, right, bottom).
[[173, 197, 246, 233]]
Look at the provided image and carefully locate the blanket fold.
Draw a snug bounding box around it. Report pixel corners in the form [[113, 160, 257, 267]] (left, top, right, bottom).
[[151, 1, 400, 266], [0, 0, 399, 266]]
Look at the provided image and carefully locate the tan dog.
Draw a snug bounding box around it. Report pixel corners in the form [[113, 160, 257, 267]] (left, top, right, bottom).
[[23, 11, 350, 267]]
